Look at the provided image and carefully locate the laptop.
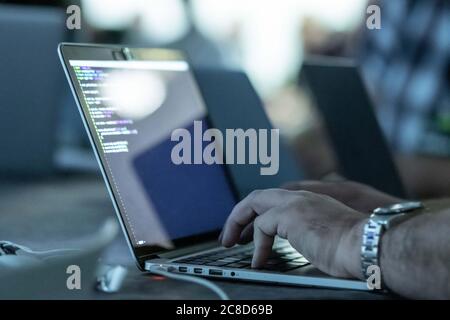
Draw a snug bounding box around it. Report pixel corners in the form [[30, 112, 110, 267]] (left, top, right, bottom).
[[59, 43, 367, 291], [0, 5, 68, 176], [301, 58, 405, 198]]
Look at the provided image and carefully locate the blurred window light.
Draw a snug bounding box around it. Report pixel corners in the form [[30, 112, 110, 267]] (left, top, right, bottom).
[[84, 0, 368, 96], [82, 0, 189, 44], [82, 0, 141, 30], [138, 0, 189, 45], [191, 0, 367, 96], [239, 2, 302, 96], [103, 70, 167, 120]]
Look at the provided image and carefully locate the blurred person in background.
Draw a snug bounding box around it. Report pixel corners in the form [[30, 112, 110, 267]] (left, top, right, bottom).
[[297, 0, 450, 199], [358, 0, 450, 198]]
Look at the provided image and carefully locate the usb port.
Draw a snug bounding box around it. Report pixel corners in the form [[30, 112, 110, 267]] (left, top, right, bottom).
[[194, 268, 203, 274], [178, 266, 188, 272], [209, 269, 223, 276]]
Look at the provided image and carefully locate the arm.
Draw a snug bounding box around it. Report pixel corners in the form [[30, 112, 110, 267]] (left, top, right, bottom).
[[346, 200, 450, 299], [282, 180, 403, 213], [395, 154, 450, 199], [220, 187, 450, 299]]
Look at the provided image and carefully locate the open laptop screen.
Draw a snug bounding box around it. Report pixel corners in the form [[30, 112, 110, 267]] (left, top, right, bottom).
[[65, 55, 236, 251]]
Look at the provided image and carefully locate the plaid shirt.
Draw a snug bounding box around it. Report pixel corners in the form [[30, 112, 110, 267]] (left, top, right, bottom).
[[359, 0, 450, 157]]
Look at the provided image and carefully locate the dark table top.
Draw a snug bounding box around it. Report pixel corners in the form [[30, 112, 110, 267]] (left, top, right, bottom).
[[0, 173, 394, 299]]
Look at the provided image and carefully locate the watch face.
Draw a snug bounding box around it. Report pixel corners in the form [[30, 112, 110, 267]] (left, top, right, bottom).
[[374, 201, 423, 215]]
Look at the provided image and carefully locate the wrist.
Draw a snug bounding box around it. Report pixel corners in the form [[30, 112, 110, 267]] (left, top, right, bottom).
[[337, 217, 368, 279]]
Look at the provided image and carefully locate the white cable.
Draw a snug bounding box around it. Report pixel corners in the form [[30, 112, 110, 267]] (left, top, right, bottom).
[[151, 267, 230, 300], [0, 241, 81, 259], [1, 241, 230, 299]]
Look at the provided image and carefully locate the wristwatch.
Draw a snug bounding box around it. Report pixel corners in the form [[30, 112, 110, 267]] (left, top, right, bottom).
[[361, 201, 424, 280]]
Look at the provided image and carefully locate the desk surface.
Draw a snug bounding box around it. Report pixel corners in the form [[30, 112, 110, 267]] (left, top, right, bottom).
[[0, 174, 393, 300]]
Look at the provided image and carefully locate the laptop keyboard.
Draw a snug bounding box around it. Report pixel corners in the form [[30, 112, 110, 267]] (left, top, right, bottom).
[[173, 242, 310, 273]]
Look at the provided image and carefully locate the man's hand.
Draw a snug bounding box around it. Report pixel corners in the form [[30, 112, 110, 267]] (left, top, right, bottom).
[[283, 180, 403, 213], [220, 189, 367, 278]]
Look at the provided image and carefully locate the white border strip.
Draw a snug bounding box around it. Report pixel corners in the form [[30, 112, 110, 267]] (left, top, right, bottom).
[[69, 60, 189, 71]]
